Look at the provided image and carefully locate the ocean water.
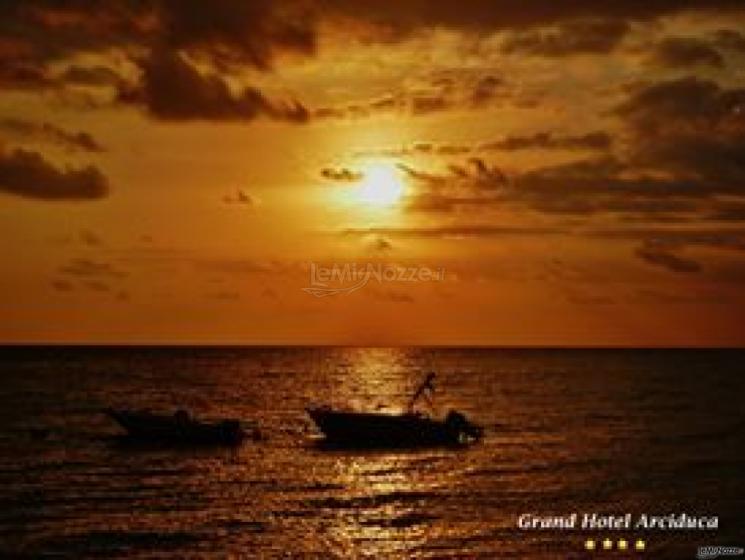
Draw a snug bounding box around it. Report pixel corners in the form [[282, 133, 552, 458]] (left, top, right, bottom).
[[0, 347, 743, 559]]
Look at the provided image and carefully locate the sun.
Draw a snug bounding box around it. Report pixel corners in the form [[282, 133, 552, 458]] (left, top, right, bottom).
[[357, 163, 404, 207]]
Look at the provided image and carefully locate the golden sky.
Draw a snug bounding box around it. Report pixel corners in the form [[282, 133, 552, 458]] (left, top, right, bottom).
[[2, 1, 745, 345]]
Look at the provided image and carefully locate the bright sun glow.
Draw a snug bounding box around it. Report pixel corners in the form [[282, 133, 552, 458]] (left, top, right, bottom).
[[357, 164, 404, 207]]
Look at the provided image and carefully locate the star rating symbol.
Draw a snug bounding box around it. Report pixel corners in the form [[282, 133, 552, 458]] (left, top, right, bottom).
[[582, 537, 646, 552]]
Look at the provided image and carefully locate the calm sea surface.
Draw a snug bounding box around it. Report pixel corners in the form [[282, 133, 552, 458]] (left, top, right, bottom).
[[0, 347, 743, 559]]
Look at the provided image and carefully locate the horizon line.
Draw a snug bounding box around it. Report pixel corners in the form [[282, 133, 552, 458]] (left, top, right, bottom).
[[1, 342, 743, 350]]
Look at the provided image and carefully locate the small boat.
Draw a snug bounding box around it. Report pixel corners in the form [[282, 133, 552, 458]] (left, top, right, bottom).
[[307, 373, 483, 448], [103, 408, 250, 446]]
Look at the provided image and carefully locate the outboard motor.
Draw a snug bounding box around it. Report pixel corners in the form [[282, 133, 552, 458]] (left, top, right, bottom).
[[445, 410, 483, 442]]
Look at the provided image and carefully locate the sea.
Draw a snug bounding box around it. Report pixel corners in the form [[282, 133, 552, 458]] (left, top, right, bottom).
[[0, 346, 743, 559]]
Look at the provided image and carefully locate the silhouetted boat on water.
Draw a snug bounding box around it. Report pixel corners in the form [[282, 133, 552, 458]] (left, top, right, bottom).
[[307, 373, 483, 448], [103, 408, 251, 446]]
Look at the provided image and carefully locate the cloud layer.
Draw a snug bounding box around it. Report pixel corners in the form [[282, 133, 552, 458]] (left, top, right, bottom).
[[0, 149, 108, 200]]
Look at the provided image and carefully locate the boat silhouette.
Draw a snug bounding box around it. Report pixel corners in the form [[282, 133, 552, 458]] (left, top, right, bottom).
[[103, 408, 252, 446], [307, 373, 483, 448]]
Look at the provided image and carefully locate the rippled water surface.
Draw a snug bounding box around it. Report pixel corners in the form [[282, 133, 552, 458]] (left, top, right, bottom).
[[1, 347, 743, 558]]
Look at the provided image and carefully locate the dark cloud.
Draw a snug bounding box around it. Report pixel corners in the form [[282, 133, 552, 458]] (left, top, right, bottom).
[[648, 37, 724, 69], [0, 118, 105, 152], [399, 158, 508, 189], [370, 236, 393, 252], [410, 94, 450, 115], [320, 167, 363, 182], [470, 76, 505, 106], [319, 1, 745, 35], [0, 148, 108, 200], [2, 1, 744, 110], [396, 153, 716, 220], [223, 189, 256, 205], [712, 29, 745, 53], [615, 77, 745, 189], [0, 0, 314, 76], [314, 73, 513, 120], [635, 242, 702, 273], [156, 0, 316, 71], [354, 142, 472, 158], [481, 131, 612, 151], [0, 61, 55, 90], [501, 19, 630, 56], [119, 49, 309, 122]]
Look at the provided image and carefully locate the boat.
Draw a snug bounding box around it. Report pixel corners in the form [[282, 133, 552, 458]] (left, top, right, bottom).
[[103, 408, 251, 446], [307, 373, 483, 448]]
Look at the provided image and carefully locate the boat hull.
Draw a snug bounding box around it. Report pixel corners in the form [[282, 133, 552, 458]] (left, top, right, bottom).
[[307, 408, 478, 448], [104, 409, 245, 446]]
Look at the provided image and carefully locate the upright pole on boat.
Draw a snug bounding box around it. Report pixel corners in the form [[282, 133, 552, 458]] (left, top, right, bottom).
[[407, 372, 436, 412]]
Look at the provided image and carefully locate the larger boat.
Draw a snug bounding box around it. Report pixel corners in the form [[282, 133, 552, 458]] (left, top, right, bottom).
[[307, 373, 483, 447]]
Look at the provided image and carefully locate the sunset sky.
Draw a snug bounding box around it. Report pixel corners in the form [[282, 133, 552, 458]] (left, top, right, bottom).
[[2, 1, 745, 346]]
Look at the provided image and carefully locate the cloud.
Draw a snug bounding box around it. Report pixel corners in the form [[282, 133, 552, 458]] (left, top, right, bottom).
[[470, 76, 505, 106], [51, 279, 74, 292], [223, 189, 257, 205], [394, 153, 727, 221], [615, 77, 745, 189], [0, 1, 316, 77], [634, 242, 702, 273], [320, 1, 745, 35], [156, 0, 316, 71], [0, 148, 108, 200], [712, 29, 745, 53], [368, 236, 393, 252], [0, 118, 105, 152], [59, 258, 127, 278], [118, 49, 309, 122], [501, 19, 630, 56], [342, 224, 561, 239], [647, 37, 724, 69], [354, 142, 472, 158], [481, 131, 612, 151], [320, 167, 363, 182], [410, 94, 450, 115], [400, 157, 508, 188], [0, 60, 55, 91], [313, 72, 513, 120]]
